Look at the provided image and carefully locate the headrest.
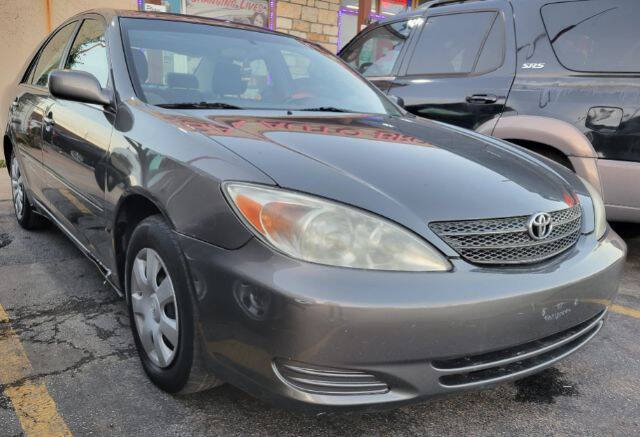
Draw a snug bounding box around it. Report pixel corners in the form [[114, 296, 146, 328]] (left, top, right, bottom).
[[211, 61, 247, 96], [131, 48, 148, 83], [166, 73, 199, 89]]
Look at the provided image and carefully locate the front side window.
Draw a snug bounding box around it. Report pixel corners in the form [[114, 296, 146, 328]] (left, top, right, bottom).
[[31, 22, 77, 87], [65, 19, 109, 87], [407, 12, 497, 75], [542, 0, 640, 73], [121, 18, 399, 115], [341, 20, 412, 77]]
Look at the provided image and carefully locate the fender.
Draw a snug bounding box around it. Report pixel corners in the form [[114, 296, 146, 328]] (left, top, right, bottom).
[[476, 115, 603, 195]]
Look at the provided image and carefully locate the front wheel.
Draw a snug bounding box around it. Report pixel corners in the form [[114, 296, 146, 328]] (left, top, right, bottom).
[[125, 215, 222, 394]]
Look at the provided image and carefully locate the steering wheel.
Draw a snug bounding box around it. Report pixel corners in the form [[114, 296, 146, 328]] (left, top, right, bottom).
[[358, 62, 373, 74]]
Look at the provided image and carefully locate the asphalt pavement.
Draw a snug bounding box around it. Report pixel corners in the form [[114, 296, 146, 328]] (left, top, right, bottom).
[[0, 175, 639, 436]]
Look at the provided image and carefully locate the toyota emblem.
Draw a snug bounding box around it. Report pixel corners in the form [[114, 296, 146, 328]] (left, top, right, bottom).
[[527, 212, 553, 240]]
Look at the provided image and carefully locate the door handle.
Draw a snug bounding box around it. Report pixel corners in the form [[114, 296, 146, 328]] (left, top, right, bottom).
[[43, 112, 54, 127], [10, 98, 18, 110], [466, 94, 498, 104]]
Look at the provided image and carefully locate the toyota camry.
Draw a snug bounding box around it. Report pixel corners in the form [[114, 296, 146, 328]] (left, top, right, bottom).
[[2, 10, 626, 410]]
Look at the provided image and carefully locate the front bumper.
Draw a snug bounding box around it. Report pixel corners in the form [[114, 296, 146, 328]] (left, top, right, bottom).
[[178, 228, 626, 411]]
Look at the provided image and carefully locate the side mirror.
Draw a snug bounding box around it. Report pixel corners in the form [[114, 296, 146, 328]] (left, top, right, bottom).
[[388, 94, 405, 109], [49, 70, 112, 106]]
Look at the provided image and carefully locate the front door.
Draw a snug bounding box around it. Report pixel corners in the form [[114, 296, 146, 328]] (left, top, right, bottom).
[[42, 17, 114, 261], [339, 18, 415, 93], [388, 1, 515, 132]]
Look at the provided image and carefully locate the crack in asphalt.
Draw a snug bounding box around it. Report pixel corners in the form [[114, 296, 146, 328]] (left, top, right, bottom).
[[0, 346, 137, 393], [0, 295, 136, 396], [0, 296, 129, 351]]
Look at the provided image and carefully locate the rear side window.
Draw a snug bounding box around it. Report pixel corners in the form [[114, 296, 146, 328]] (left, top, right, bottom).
[[407, 12, 497, 75], [31, 22, 77, 87], [542, 0, 640, 73], [65, 19, 109, 87], [341, 20, 413, 77], [475, 14, 505, 73]]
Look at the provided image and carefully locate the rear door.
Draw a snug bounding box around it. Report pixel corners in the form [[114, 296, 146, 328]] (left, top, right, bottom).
[[10, 21, 78, 204], [339, 18, 417, 93], [537, 0, 640, 214], [388, 1, 515, 131]]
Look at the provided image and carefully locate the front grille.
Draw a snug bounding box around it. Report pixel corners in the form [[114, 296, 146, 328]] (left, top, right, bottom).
[[273, 360, 389, 395], [430, 205, 582, 265], [432, 309, 606, 388]]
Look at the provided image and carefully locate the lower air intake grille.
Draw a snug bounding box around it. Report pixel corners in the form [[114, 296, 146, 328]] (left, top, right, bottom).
[[432, 309, 606, 388], [430, 205, 582, 265], [273, 360, 389, 395]]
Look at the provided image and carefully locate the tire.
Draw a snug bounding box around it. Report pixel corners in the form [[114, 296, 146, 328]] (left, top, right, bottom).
[[9, 150, 46, 230], [125, 215, 222, 394]]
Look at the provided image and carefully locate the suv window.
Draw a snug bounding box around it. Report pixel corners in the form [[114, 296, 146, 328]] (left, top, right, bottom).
[[31, 22, 77, 87], [65, 19, 109, 87], [407, 12, 497, 75], [475, 14, 504, 73], [542, 0, 640, 73], [342, 20, 412, 77]]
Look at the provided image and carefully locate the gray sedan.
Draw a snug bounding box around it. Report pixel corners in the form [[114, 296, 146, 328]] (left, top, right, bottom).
[[2, 9, 626, 411]]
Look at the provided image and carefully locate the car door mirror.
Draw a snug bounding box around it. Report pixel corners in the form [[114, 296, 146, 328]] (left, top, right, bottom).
[[49, 70, 112, 106], [388, 94, 405, 108]]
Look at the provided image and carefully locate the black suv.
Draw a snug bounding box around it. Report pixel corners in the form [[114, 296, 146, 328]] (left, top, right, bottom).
[[339, 0, 640, 223]]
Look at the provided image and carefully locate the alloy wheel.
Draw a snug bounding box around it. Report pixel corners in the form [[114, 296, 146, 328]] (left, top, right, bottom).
[[130, 248, 180, 368], [10, 155, 25, 220]]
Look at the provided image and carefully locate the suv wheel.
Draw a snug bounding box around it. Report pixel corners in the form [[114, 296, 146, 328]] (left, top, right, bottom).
[[125, 215, 222, 394]]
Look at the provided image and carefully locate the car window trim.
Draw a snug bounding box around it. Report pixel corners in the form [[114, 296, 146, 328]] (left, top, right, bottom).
[[20, 26, 65, 85], [344, 17, 419, 80], [62, 15, 114, 91], [21, 54, 41, 85], [29, 20, 81, 90], [470, 13, 499, 73], [398, 9, 502, 79], [472, 11, 508, 75]]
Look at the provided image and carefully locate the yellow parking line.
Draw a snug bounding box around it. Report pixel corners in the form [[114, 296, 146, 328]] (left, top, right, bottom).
[[0, 304, 72, 436], [610, 304, 640, 319]]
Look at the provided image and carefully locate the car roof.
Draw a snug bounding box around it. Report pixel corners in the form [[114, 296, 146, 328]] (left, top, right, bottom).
[[374, 0, 561, 26], [374, 9, 426, 24], [66, 9, 299, 41]]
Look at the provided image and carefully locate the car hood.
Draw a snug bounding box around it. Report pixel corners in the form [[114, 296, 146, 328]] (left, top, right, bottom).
[[160, 110, 579, 245]]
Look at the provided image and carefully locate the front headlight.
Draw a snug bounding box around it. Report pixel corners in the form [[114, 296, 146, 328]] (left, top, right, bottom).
[[224, 183, 451, 272], [578, 176, 607, 240]]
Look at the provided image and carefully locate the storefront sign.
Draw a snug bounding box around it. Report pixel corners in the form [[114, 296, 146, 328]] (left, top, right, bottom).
[[144, 3, 168, 12], [185, 0, 270, 28], [139, 1, 182, 13]]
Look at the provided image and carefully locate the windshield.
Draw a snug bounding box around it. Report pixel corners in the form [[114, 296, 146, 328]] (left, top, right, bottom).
[[120, 18, 399, 115]]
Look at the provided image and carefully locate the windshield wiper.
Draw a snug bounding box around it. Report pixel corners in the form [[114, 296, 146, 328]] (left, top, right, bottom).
[[157, 102, 244, 109], [296, 106, 351, 113]]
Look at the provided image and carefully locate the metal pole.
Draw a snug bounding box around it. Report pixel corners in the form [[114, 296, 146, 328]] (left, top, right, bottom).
[[358, 0, 372, 30], [44, 0, 52, 32]]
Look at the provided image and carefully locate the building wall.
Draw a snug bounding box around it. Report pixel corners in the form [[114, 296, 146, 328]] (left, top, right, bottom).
[[0, 0, 137, 156], [275, 0, 340, 53]]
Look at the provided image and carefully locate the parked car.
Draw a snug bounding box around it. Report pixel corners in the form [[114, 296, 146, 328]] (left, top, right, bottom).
[[2, 9, 626, 411], [339, 0, 640, 223]]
